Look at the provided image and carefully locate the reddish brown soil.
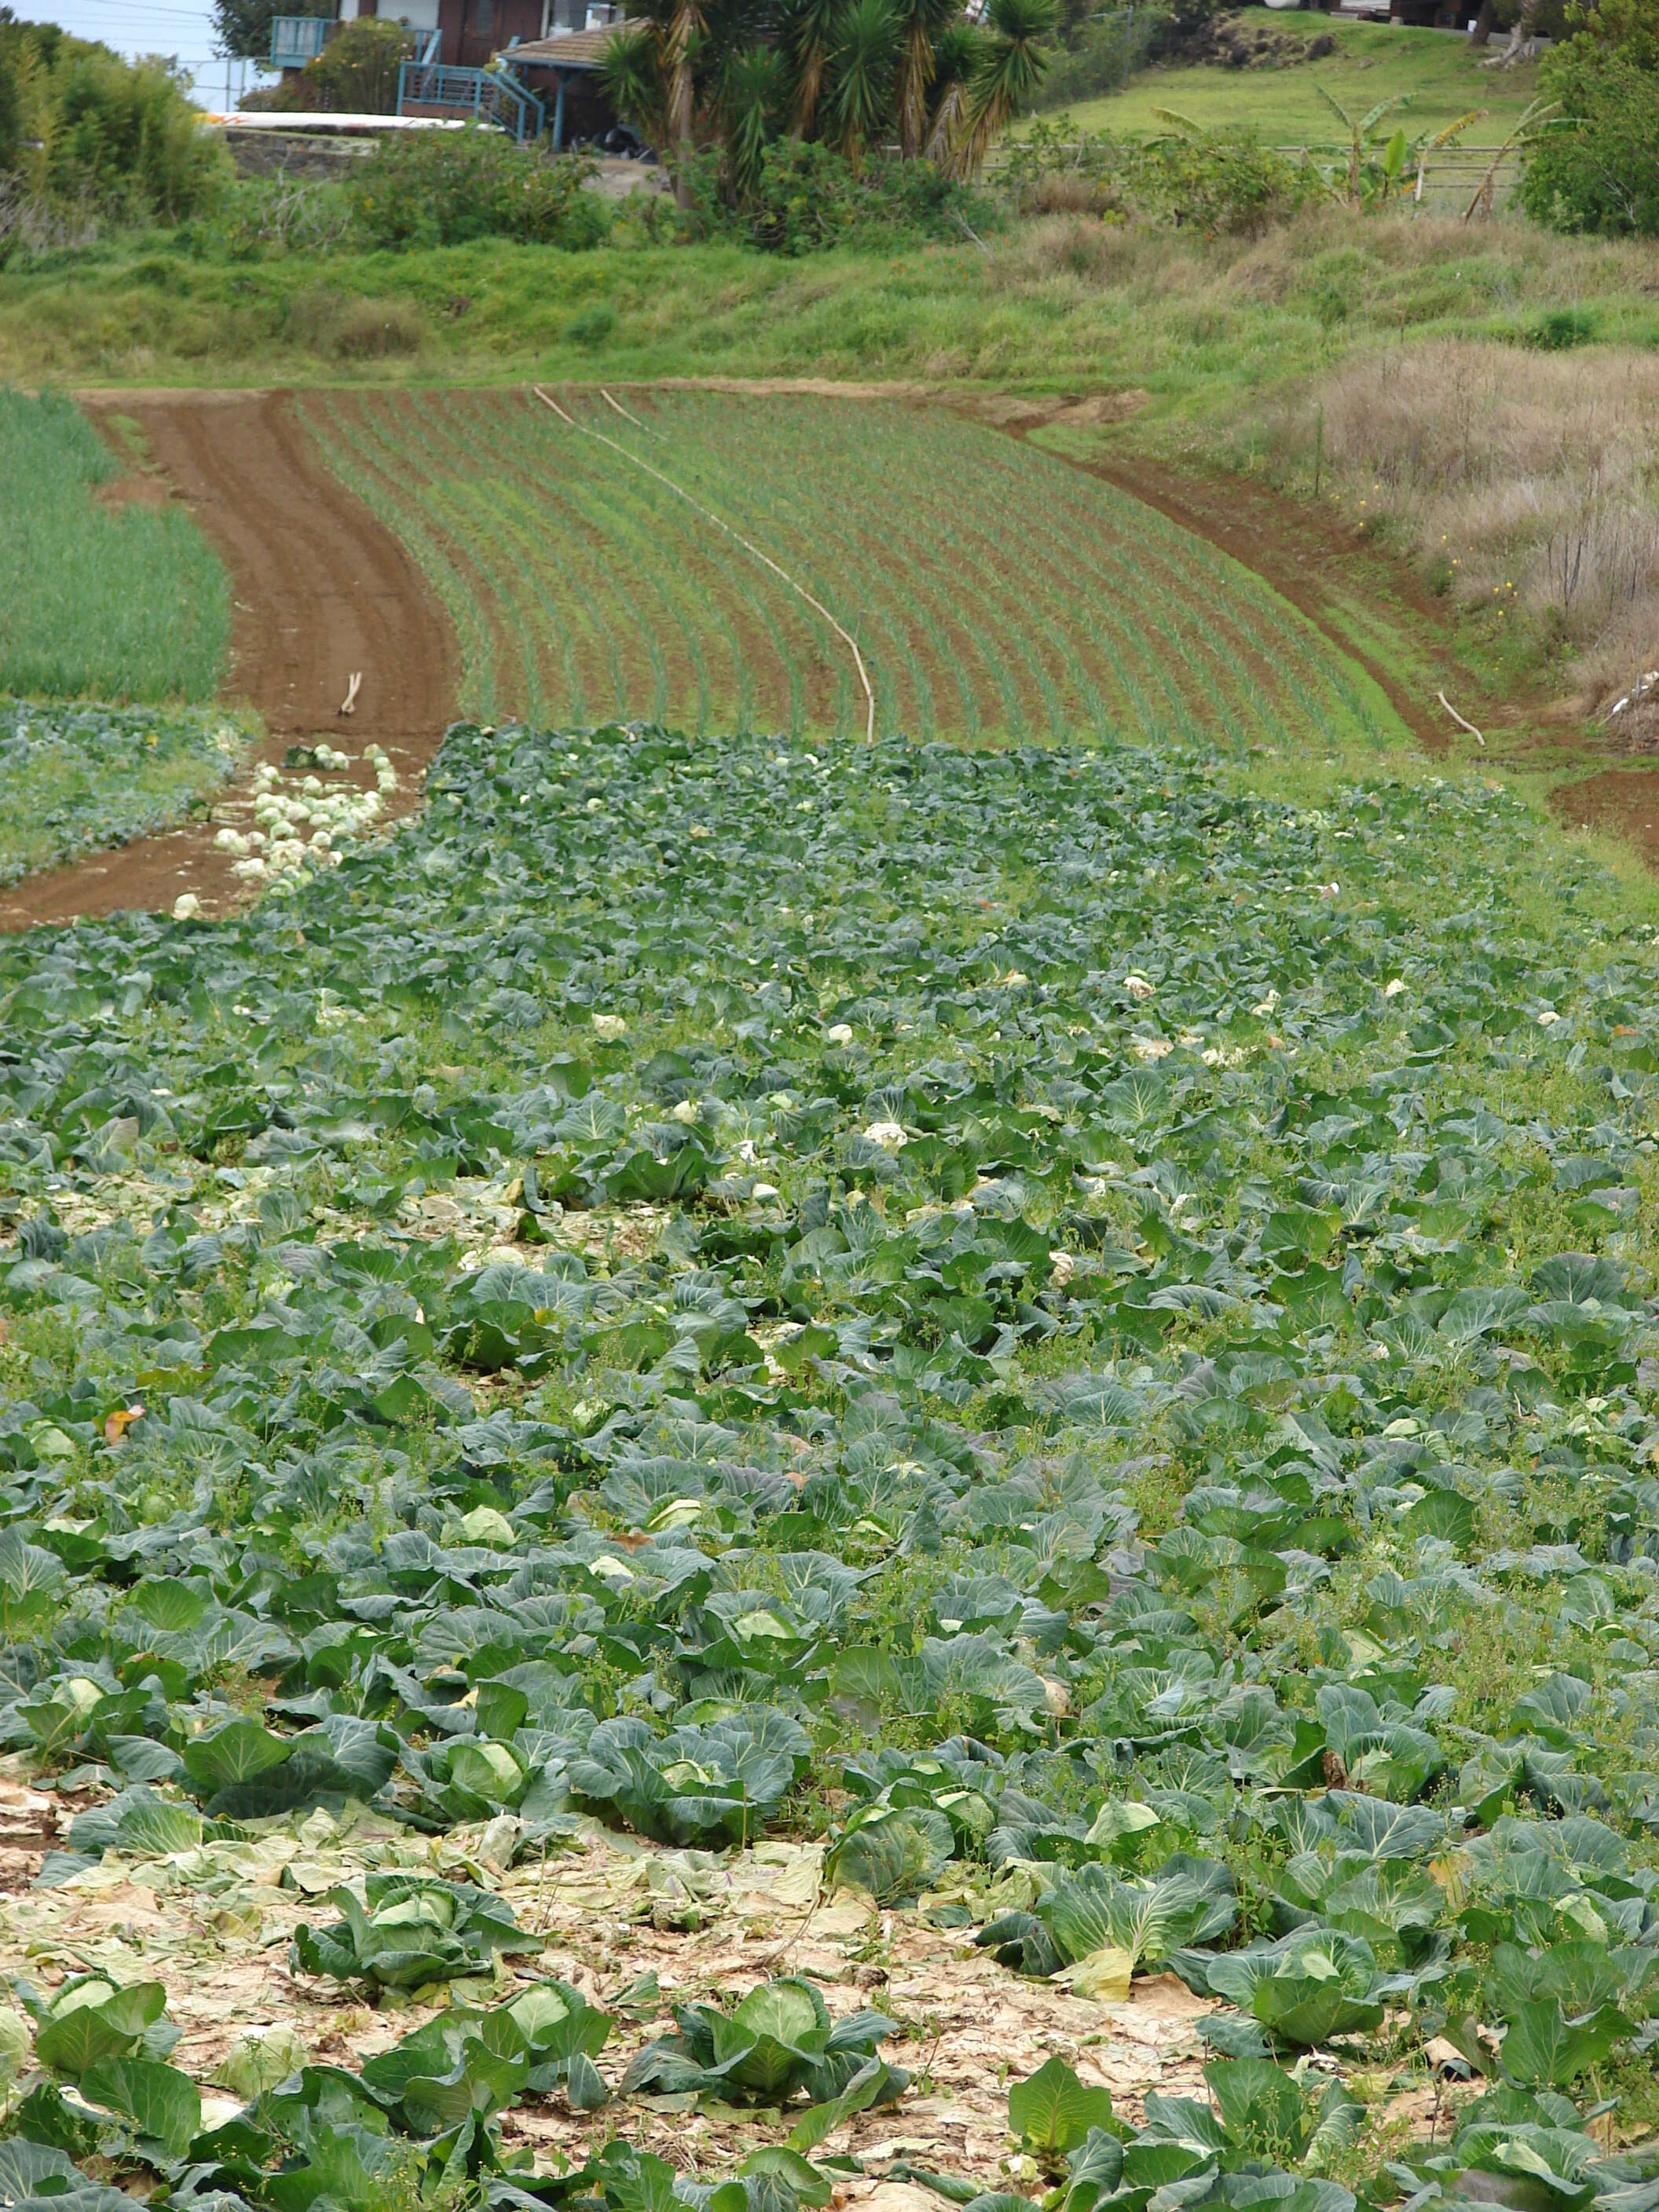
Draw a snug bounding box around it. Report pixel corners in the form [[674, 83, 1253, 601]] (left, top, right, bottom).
[[1, 390, 457, 933], [1550, 767, 1659, 864]]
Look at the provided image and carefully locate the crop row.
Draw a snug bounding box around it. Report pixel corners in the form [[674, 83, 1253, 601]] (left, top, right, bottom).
[[299, 388, 1403, 752]]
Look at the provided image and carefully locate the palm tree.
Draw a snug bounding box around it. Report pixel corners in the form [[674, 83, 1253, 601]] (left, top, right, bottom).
[[663, 0, 707, 202], [892, 0, 956, 157], [779, 0, 840, 135], [950, 0, 1054, 176], [720, 42, 786, 197], [825, 0, 899, 166], [600, 0, 1049, 201], [921, 16, 976, 163], [601, 16, 674, 152]]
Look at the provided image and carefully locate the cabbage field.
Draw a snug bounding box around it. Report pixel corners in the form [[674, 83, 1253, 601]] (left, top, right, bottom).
[[0, 702, 243, 890], [300, 390, 1404, 753], [2, 719, 1658, 2212]]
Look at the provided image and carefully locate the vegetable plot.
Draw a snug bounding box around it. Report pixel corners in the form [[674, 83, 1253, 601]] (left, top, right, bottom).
[[300, 389, 1403, 753], [3, 724, 1659, 2203], [0, 390, 228, 705], [0, 700, 243, 889]]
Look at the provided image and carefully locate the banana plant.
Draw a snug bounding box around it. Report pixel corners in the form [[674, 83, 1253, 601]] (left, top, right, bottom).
[[1463, 95, 1566, 220]]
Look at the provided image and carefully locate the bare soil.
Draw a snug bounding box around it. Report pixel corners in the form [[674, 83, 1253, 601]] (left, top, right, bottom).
[[1549, 765, 1659, 864], [1, 390, 457, 933]]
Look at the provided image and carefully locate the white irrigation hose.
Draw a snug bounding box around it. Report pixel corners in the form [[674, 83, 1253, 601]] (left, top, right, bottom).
[[1438, 690, 1484, 746], [601, 388, 650, 432], [531, 385, 877, 744]]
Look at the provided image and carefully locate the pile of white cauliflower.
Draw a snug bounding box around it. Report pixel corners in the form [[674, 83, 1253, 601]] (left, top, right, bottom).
[[211, 743, 401, 884]]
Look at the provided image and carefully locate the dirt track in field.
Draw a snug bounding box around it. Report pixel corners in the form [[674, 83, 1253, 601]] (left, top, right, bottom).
[[0, 390, 456, 933]]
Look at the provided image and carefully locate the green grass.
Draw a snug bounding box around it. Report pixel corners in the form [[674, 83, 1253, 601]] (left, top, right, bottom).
[[4, 211, 1655, 408], [299, 385, 1408, 750], [1041, 8, 1540, 143], [0, 697, 244, 887], [0, 386, 229, 701]]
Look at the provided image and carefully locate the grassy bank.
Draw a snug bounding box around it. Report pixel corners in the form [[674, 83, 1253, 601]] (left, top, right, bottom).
[[5, 211, 1656, 399], [1039, 6, 1540, 142]]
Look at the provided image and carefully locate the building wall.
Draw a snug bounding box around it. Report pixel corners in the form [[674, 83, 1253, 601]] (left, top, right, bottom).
[[438, 0, 544, 66]]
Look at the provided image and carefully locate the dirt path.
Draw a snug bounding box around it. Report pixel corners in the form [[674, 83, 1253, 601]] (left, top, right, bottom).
[[1550, 764, 1659, 866], [1, 390, 457, 932]]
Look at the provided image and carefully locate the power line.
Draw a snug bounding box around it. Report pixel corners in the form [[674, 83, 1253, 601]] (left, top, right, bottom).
[[51, 2, 218, 15]]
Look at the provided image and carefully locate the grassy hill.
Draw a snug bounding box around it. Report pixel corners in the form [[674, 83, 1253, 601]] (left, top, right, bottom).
[[1035, 8, 1540, 143]]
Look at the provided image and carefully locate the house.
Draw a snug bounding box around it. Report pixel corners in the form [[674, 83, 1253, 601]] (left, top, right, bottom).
[[269, 0, 622, 145]]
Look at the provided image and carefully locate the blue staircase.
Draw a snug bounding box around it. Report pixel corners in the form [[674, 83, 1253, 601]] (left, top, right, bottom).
[[396, 55, 544, 141]]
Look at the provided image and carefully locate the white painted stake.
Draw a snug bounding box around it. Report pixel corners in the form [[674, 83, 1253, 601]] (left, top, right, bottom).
[[532, 385, 877, 745]]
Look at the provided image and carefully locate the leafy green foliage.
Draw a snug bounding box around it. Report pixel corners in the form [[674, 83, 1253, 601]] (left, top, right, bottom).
[[1009, 2056, 1122, 2159], [1521, 42, 1659, 236], [292, 18, 413, 115], [347, 128, 611, 251], [0, 698, 240, 888], [0, 19, 228, 236], [1002, 112, 1316, 232], [568, 1708, 811, 1845], [290, 1876, 540, 1995], [685, 139, 994, 253], [603, 0, 1051, 188], [4, 709, 1659, 2166], [24, 1976, 170, 2079], [621, 1977, 908, 2108]]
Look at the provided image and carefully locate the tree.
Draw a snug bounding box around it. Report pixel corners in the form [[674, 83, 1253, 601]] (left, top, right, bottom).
[[950, 0, 1057, 177], [0, 10, 30, 174], [1518, 0, 1659, 233], [825, 0, 899, 165], [1522, 48, 1659, 229], [0, 18, 227, 218], [892, 0, 956, 156], [211, 0, 329, 65], [599, 0, 1053, 200], [299, 16, 414, 112]]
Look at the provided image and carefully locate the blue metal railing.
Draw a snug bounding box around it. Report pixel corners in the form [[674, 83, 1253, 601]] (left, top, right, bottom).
[[269, 13, 328, 65], [395, 58, 544, 141]]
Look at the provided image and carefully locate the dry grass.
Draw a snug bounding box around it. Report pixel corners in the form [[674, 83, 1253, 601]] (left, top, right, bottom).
[[1305, 339, 1659, 705], [991, 205, 1659, 712]]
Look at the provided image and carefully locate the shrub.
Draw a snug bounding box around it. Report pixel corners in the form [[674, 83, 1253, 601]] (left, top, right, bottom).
[[193, 174, 352, 260], [1038, 8, 1166, 108], [296, 17, 413, 115], [348, 127, 610, 250], [1528, 304, 1598, 346], [688, 137, 994, 254], [1, 24, 229, 227], [284, 284, 423, 357], [1002, 115, 1312, 236], [1519, 44, 1659, 236]]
